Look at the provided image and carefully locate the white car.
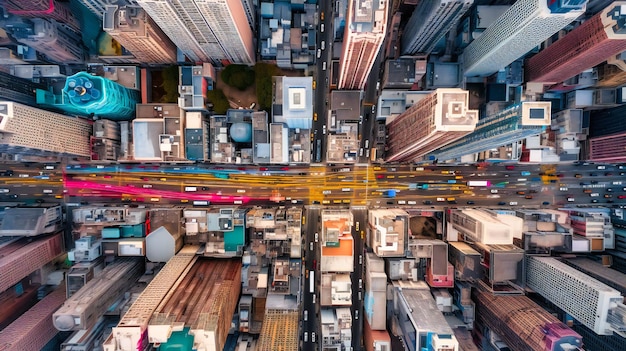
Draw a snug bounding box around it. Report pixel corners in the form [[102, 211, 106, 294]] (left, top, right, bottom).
[[317, 49, 321, 58], [490, 189, 498, 193], [314, 232, 319, 242], [310, 242, 314, 251], [509, 201, 518, 206], [322, 190, 331, 195], [312, 332, 316, 343], [321, 23, 324, 32]]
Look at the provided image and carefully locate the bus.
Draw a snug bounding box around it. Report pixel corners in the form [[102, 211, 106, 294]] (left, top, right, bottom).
[[467, 180, 490, 187], [309, 271, 315, 293]]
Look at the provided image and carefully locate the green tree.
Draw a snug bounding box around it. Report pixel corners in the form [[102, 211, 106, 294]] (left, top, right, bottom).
[[207, 88, 230, 114], [221, 64, 255, 91], [160, 65, 179, 103], [254, 63, 279, 111]]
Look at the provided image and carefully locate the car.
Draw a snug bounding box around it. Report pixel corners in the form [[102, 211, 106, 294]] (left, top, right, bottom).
[[322, 190, 331, 195], [542, 201, 550, 205], [313, 112, 318, 121], [590, 193, 600, 197], [310, 242, 313, 251], [618, 195, 626, 199], [567, 197, 575, 202], [359, 255, 363, 265], [320, 23, 324, 32], [423, 200, 432, 205], [304, 310, 308, 321], [314, 232, 318, 242], [521, 171, 531, 176], [560, 187, 568, 191], [516, 191, 526, 195], [322, 61, 327, 70], [583, 189, 592, 194], [591, 199, 599, 203], [322, 125, 326, 134], [575, 174, 583, 178], [304, 332, 308, 342], [320, 11, 324, 20], [605, 194, 613, 198], [589, 173, 598, 176], [312, 80, 316, 89], [605, 172, 613, 176], [505, 165, 515, 170], [317, 49, 321, 58], [313, 259, 317, 269], [320, 40, 325, 50], [498, 201, 507, 206], [312, 332, 316, 343], [371, 105, 376, 113], [0, 170, 14, 176], [607, 188, 613, 192], [525, 195, 533, 199], [436, 197, 446, 202], [466, 201, 475, 205], [490, 189, 499, 193], [509, 201, 518, 206], [597, 165, 606, 170]]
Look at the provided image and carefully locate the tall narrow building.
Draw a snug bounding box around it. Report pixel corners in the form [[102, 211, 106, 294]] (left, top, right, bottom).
[[74, 0, 139, 18], [0, 101, 92, 157], [462, 0, 587, 77], [385, 88, 478, 163], [103, 5, 177, 64], [136, 0, 255, 65], [1, 0, 81, 32], [429, 101, 551, 162], [526, 2, 626, 84], [338, 0, 388, 90], [402, 0, 473, 55]]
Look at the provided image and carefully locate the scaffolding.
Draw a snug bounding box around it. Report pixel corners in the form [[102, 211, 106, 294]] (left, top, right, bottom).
[[256, 310, 300, 351]]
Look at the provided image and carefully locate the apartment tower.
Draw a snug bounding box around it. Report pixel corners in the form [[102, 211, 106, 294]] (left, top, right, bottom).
[[462, 0, 587, 77], [429, 101, 551, 162], [385, 88, 478, 163], [137, 0, 255, 64], [0, 101, 92, 157], [526, 2, 626, 84], [338, 0, 388, 90], [402, 0, 473, 55], [103, 6, 177, 64], [1, 0, 81, 32], [74, 0, 139, 18]]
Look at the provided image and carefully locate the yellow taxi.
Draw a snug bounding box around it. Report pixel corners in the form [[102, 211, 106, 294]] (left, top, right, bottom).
[[314, 112, 318, 121]]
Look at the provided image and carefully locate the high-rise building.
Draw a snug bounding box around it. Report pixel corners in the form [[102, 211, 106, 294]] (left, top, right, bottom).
[[137, 0, 255, 65], [103, 5, 177, 64], [37, 72, 139, 120], [402, 0, 473, 55], [429, 101, 551, 162], [0, 17, 85, 64], [338, 0, 388, 90], [526, 2, 626, 84], [462, 0, 587, 77], [589, 132, 626, 162], [0, 71, 47, 107], [385, 88, 478, 163], [1, 0, 81, 32], [0, 101, 92, 157], [74, 0, 139, 18]]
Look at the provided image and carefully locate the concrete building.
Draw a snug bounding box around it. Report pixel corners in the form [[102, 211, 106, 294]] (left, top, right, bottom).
[[367, 209, 408, 257], [209, 109, 269, 164], [2, 0, 81, 32], [136, 0, 255, 64], [402, 0, 473, 55], [272, 76, 314, 130], [391, 282, 459, 351], [462, 0, 587, 77], [385, 88, 478, 162], [184, 111, 209, 161], [75, 0, 139, 18], [526, 2, 626, 85], [178, 65, 215, 111], [338, 0, 388, 90], [589, 132, 626, 163], [320, 307, 352, 350], [455, 5, 510, 49], [448, 209, 518, 245], [0, 71, 47, 107], [364, 253, 387, 330], [0, 17, 85, 64], [550, 109, 584, 161], [131, 103, 185, 161], [320, 210, 354, 273], [103, 5, 177, 64], [382, 57, 426, 89], [0, 101, 92, 157], [429, 101, 551, 162]]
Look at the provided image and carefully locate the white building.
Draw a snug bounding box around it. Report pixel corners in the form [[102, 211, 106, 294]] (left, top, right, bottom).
[[137, 0, 255, 64], [462, 0, 587, 77]]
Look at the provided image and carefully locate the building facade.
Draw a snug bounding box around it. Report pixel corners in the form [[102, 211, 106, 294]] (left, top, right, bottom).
[[526, 2, 626, 84], [462, 0, 587, 77], [337, 0, 388, 90], [136, 0, 255, 64], [75, 0, 139, 18], [429, 101, 551, 162], [402, 0, 473, 55], [2, 0, 81, 32], [385, 88, 478, 163], [103, 5, 177, 64], [0, 101, 92, 157]]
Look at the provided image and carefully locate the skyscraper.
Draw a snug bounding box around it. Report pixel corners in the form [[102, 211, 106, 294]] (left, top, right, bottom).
[[0, 71, 47, 107], [462, 0, 587, 77], [103, 5, 177, 64], [1, 0, 81, 32], [338, 0, 388, 90], [0, 101, 92, 157], [137, 0, 255, 65], [37, 72, 139, 120], [385, 88, 478, 163], [429, 101, 551, 162], [402, 0, 473, 55], [526, 2, 626, 84], [74, 0, 139, 18], [0, 17, 85, 64]]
